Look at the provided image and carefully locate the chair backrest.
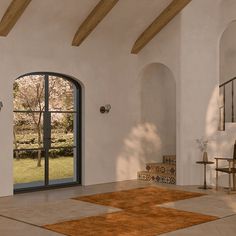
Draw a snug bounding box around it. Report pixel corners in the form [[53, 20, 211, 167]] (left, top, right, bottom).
[[234, 140, 236, 159]]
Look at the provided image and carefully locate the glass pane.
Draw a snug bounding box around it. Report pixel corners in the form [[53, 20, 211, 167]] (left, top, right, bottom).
[[13, 75, 45, 111], [51, 113, 75, 148], [49, 148, 76, 184], [14, 150, 45, 189], [13, 112, 44, 150], [49, 76, 76, 111]]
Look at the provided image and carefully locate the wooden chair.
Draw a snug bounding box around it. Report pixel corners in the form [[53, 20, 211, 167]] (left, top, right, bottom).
[[215, 141, 236, 193]]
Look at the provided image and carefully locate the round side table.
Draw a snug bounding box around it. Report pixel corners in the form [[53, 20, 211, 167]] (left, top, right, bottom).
[[196, 161, 214, 189]]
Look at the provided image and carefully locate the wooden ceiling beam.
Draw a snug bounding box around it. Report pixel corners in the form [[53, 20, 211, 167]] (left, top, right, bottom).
[[0, 0, 31, 36], [72, 0, 119, 47], [131, 0, 191, 54]]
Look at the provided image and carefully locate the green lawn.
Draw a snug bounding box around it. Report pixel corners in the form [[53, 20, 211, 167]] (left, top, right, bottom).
[[14, 157, 74, 184]]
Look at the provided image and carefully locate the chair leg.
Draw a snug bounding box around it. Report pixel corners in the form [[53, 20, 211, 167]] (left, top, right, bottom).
[[229, 173, 231, 194], [233, 173, 236, 191], [216, 170, 219, 190]]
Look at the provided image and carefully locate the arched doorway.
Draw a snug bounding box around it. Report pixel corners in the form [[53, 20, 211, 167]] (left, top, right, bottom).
[[137, 63, 176, 184], [13, 72, 82, 192], [219, 21, 236, 128]]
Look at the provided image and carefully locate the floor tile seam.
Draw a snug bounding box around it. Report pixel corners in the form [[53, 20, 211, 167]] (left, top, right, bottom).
[[159, 201, 236, 208], [73, 197, 209, 213], [157, 196, 234, 206], [156, 205, 236, 218], [149, 185, 208, 195], [158, 202, 236, 213], [0, 205, 124, 228], [155, 197, 210, 207], [0, 199, 121, 213], [41, 205, 220, 221], [152, 206, 220, 219], [156, 213, 236, 235], [69, 199, 123, 212], [161, 211, 236, 231], [218, 212, 236, 220], [0, 199, 76, 210], [0, 214, 66, 235]]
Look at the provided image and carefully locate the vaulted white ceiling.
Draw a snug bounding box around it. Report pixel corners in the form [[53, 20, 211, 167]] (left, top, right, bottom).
[[0, 0, 177, 53]]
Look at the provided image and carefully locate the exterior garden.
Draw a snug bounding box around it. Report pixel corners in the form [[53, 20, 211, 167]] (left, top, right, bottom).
[[13, 74, 78, 186]]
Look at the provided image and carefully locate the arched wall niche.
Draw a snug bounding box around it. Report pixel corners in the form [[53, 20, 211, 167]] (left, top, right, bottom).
[[219, 21, 236, 123], [220, 20, 236, 85], [139, 63, 176, 163]]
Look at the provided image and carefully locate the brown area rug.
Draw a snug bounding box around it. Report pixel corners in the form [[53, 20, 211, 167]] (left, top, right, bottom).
[[73, 186, 205, 209], [44, 186, 218, 236]]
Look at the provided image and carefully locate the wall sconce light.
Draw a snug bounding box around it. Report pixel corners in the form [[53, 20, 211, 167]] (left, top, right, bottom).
[[100, 104, 111, 114], [0, 101, 3, 111]]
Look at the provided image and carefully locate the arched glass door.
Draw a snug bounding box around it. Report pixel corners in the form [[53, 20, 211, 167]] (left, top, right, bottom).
[[13, 72, 81, 192]]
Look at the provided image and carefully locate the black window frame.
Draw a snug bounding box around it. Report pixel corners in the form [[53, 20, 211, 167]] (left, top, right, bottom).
[[13, 72, 82, 193]]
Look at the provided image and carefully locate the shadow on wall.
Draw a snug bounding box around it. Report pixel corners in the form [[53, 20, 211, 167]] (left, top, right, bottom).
[[116, 122, 162, 179], [204, 86, 220, 186], [140, 63, 176, 162], [116, 63, 176, 180], [205, 20, 236, 187], [217, 20, 236, 187]]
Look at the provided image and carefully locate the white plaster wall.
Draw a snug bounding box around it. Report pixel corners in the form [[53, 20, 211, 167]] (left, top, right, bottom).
[[0, 0, 175, 197], [177, 0, 220, 185], [2, 0, 236, 196], [137, 0, 236, 186], [177, 0, 236, 186]]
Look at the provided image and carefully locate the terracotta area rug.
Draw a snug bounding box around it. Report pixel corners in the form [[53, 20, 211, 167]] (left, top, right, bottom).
[[44, 186, 218, 236], [73, 186, 205, 209]]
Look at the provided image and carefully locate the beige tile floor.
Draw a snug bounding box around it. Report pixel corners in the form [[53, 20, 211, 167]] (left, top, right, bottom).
[[158, 194, 236, 218], [0, 199, 120, 226], [0, 216, 62, 236], [160, 215, 236, 236], [0, 180, 235, 236]]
